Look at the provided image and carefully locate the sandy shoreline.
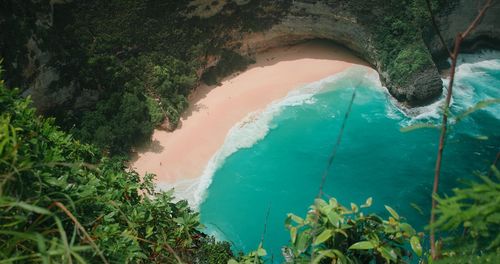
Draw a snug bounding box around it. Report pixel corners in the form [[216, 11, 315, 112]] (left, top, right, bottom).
[[131, 40, 368, 195]]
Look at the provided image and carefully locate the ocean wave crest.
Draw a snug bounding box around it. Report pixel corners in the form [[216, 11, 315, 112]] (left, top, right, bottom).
[[186, 66, 376, 208], [391, 50, 500, 127]]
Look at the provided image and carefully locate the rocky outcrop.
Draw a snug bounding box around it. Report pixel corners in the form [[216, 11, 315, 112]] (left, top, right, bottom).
[[4, 0, 499, 112], [389, 67, 443, 104], [425, 0, 500, 65], [222, 0, 444, 106]]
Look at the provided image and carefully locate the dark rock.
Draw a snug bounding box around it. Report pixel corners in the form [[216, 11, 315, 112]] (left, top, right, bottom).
[[387, 67, 443, 107], [425, 0, 500, 65]]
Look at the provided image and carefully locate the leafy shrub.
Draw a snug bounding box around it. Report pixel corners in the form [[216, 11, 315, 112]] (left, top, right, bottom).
[[0, 70, 232, 263], [282, 197, 422, 263], [432, 168, 500, 262]]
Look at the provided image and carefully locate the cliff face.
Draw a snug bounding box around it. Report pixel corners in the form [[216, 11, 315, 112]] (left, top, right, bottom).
[[220, 0, 496, 107], [223, 0, 445, 106], [2, 0, 499, 115], [425, 0, 500, 64]]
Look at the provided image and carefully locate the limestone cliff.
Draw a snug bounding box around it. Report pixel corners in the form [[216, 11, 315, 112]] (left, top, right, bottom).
[[425, 0, 500, 64], [223, 0, 443, 106], [219, 0, 497, 106], [2, 0, 499, 114]]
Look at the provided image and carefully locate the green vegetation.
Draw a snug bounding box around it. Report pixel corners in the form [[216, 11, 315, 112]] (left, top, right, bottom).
[[346, 0, 448, 87], [1, 1, 499, 263], [0, 0, 452, 153], [227, 170, 500, 264], [1, 67, 499, 262], [282, 198, 422, 263], [0, 70, 233, 263], [0, 0, 289, 155], [432, 171, 500, 263]]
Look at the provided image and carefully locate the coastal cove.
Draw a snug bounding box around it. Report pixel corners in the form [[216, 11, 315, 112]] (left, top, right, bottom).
[[133, 38, 500, 259], [200, 51, 500, 261], [131, 40, 369, 203], [2, 1, 500, 263]]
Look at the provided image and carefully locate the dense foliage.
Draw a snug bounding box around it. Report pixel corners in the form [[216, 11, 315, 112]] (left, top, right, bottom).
[[432, 169, 500, 263], [0, 0, 452, 154], [2, 68, 499, 263], [281, 198, 422, 263], [344, 0, 449, 87], [0, 0, 289, 154], [2, 1, 499, 263], [0, 71, 233, 263]]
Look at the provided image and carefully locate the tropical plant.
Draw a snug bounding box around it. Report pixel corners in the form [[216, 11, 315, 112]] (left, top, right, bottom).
[[0, 68, 233, 263], [282, 198, 422, 263], [430, 167, 500, 263]]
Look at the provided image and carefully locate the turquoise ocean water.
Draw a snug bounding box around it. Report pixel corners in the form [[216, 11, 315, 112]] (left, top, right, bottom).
[[197, 52, 500, 261]]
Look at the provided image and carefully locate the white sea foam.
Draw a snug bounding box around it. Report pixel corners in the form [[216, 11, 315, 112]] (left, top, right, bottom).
[[165, 66, 374, 209], [161, 54, 499, 208], [389, 50, 500, 127]]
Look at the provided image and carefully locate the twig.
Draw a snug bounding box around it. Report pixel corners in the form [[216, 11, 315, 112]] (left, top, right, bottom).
[[429, 0, 492, 259], [311, 86, 357, 261], [133, 236, 184, 264], [424, 0, 452, 57], [52, 202, 109, 264], [259, 205, 271, 246], [317, 87, 357, 198], [255, 205, 271, 263]]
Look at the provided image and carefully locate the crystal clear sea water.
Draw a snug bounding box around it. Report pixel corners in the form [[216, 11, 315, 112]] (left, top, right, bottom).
[[197, 51, 500, 262]]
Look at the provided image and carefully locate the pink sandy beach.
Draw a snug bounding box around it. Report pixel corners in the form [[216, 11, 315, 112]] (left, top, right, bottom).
[[131, 40, 368, 191]]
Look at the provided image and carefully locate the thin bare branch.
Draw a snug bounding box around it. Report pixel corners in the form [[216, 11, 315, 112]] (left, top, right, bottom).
[[317, 87, 357, 198], [310, 86, 357, 261], [429, 0, 493, 259], [52, 202, 109, 264], [424, 0, 452, 57], [259, 205, 271, 246], [461, 0, 493, 40]]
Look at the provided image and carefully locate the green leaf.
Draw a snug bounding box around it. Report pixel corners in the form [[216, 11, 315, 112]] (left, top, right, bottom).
[[400, 123, 439, 132], [146, 226, 153, 238], [350, 203, 358, 213], [290, 227, 297, 244], [399, 223, 415, 236], [9, 202, 52, 215], [256, 247, 267, 257], [455, 98, 500, 123], [314, 229, 333, 245], [326, 211, 341, 226], [378, 246, 398, 262], [315, 199, 328, 208], [385, 205, 400, 220], [410, 203, 424, 215], [288, 213, 304, 225], [296, 231, 312, 253], [348, 241, 375, 250], [227, 259, 239, 264], [410, 236, 422, 257], [361, 197, 372, 208]]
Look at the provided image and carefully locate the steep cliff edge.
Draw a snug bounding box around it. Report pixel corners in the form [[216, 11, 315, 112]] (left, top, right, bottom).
[[1, 0, 499, 152], [425, 0, 500, 65], [222, 0, 444, 106]]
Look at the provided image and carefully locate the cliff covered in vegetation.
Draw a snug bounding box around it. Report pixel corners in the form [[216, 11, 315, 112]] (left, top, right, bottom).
[[1, 0, 499, 153], [1, 69, 499, 263]]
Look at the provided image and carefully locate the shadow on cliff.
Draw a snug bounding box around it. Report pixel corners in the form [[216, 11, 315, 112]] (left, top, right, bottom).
[[181, 39, 371, 120]]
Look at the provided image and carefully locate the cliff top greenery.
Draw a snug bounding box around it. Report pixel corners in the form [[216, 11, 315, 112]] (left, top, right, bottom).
[[0, 68, 233, 263], [0, 0, 452, 154], [1, 65, 500, 263], [1, 0, 499, 262]]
